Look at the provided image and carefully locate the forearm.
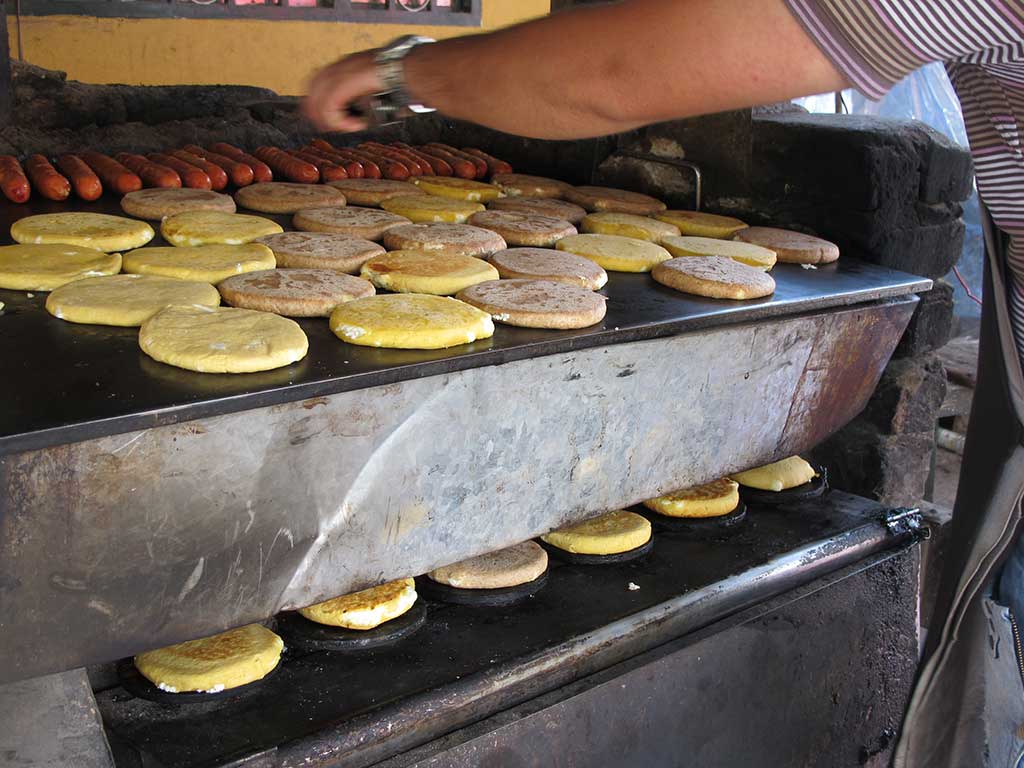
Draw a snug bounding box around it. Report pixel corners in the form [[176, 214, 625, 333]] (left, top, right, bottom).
[[404, 0, 848, 140]]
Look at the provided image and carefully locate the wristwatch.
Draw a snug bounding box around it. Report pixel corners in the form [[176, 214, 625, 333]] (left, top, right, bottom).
[[355, 35, 436, 127]]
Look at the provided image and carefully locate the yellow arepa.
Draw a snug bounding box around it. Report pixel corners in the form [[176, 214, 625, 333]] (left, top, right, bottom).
[[299, 578, 417, 630], [330, 293, 494, 350], [643, 478, 740, 518], [134, 624, 283, 694], [541, 510, 652, 555], [0, 243, 121, 291], [732, 456, 817, 492]]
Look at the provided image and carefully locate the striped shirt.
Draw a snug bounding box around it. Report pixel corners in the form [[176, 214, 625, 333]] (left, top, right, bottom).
[[785, 0, 1024, 363]]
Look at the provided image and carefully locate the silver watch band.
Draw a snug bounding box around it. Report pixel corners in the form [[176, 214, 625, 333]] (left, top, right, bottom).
[[374, 35, 435, 111]]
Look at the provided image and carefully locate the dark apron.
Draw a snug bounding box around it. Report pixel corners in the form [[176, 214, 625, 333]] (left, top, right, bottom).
[[896, 209, 1024, 767]]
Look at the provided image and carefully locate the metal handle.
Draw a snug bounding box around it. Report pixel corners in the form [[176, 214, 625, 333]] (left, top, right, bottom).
[[615, 151, 703, 211]]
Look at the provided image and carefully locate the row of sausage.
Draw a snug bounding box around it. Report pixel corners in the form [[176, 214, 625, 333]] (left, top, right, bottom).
[[0, 141, 514, 204]]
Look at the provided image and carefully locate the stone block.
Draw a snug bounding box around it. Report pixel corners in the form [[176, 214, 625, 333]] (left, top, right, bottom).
[[860, 354, 947, 435], [812, 421, 936, 507], [895, 281, 955, 357], [920, 130, 975, 203]]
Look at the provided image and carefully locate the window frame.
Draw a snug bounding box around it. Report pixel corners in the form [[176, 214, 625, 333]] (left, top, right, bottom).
[[14, 0, 481, 25]]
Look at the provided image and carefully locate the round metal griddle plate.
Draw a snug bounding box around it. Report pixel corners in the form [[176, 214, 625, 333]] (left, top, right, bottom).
[[275, 600, 427, 653], [643, 501, 748, 538], [416, 569, 549, 608], [538, 536, 653, 565], [116, 657, 281, 705], [739, 467, 829, 507]]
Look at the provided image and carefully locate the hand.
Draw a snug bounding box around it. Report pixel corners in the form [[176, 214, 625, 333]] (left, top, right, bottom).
[[302, 51, 383, 133]]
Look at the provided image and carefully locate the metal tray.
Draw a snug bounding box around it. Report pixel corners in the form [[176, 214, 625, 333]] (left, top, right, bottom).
[[0, 197, 930, 455]]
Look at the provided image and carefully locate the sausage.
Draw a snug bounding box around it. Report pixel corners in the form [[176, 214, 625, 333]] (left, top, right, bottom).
[[417, 146, 477, 179], [253, 147, 319, 184], [360, 142, 426, 176], [340, 147, 410, 181], [425, 143, 488, 179], [0, 156, 31, 203], [378, 144, 434, 175], [25, 154, 70, 201], [302, 145, 364, 178], [79, 151, 143, 195], [147, 153, 213, 190], [323, 146, 382, 179], [115, 153, 182, 188], [287, 149, 348, 181], [55, 155, 103, 201], [463, 148, 514, 176], [309, 139, 381, 179], [182, 145, 254, 188], [393, 142, 453, 176], [209, 143, 273, 183], [169, 150, 228, 191]]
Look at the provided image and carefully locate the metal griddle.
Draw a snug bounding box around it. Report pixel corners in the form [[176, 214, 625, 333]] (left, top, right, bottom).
[[0, 197, 929, 455], [96, 492, 916, 768]]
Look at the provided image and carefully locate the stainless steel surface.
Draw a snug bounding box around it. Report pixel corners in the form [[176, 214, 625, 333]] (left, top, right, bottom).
[[0, 297, 916, 684], [0, 669, 114, 768], [0, 192, 930, 455]]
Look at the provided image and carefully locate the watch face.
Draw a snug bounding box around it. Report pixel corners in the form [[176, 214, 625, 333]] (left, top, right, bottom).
[[397, 0, 430, 10]]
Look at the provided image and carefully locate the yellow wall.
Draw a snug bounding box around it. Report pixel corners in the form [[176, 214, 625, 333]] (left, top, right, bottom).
[[10, 2, 548, 94]]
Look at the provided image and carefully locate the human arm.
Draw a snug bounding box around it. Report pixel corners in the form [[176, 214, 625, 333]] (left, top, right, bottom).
[[303, 0, 849, 139]]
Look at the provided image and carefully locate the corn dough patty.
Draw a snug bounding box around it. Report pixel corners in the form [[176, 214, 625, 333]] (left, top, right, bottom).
[[732, 456, 817, 491], [254, 232, 384, 273], [456, 279, 607, 329], [12, 213, 154, 252], [488, 247, 608, 290], [381, 195, 485, 224], [651, 256, 776, 300], [556, 233, 671, 273], [467, 210, 577, 247], [428, 541, 548, 589], [383, 223, 507, 258], [412, 176, 503, 202], [360, 250, 499, 295], [734, 227, 840, 265], [326, 178, 420, 207], [0, 244, 121, 291], [161, 211, 283, 247], [234, 182, 346, 214], [299, 578, 417, 630], [580, 212, 680, 243], [139, 304, 308, 373], [644, 478, 740, 518], [219, 268, 374, 317], [653, 210, 749, 239], [330, 293, 494, 350], [134, 624, 283, 694], [293, 206, 411, 240], [661, 236, 777, 271], [121, 188, 237, 220], [122, 243, 276, 284], [541, 510, 652, 555], [491, 173, 570, 199], [563, 185, 667, 215], [46, 273, 220, 326], [489, 197, 588, 225]]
